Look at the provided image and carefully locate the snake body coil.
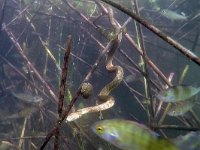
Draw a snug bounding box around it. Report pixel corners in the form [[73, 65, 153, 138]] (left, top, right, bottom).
[[66, 37, 123, 122]]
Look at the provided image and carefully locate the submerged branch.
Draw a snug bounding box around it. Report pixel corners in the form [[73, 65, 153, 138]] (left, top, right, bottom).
[[100, 0, 200, 66], [151, 124, 200, 131], [54, 35, 72, 150], [58, 35, 72, 118], [0, 0, 6, 36], [132, 0, 154, 120]]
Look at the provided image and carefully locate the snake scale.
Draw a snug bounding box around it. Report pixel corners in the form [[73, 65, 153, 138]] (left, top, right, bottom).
[[66, 35, 123, 122]]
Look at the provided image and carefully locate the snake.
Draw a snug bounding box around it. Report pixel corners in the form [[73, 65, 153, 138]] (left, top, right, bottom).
[[66, 36, 124, 122]]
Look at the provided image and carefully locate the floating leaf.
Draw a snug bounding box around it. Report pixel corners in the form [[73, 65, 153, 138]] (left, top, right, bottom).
[[156, 86, 200, 102], [92, 119, 179, 150]]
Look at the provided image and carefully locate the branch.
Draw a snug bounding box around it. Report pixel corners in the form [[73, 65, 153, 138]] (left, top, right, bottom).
[[54, 35, 72, 150], [100, 0, 200, 66], [151, 124, 200, 131]]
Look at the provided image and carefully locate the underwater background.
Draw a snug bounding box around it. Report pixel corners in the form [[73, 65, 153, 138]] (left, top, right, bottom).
[[0, 0, 200, 149]]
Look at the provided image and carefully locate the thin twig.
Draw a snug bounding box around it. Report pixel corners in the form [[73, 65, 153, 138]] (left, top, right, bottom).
[[18, 117, 28, 149], [1, 1, 35, 31], [151, 124, 200, 131], [58, 36, 72, 117], [132, 0, 154, 120], [24, 13, 62, 74], [54, 35, 72, 150], [0, 0, 6, 36]]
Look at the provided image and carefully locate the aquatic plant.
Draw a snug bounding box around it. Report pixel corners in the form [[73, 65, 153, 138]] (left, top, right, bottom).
[[0, 0, 200, 149]]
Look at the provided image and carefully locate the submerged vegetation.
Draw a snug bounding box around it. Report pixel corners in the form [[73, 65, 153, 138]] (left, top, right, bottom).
[[0, 0, 200, 149]]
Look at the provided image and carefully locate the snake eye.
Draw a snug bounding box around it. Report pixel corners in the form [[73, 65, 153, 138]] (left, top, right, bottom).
[[96, 126, 103, 133]]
